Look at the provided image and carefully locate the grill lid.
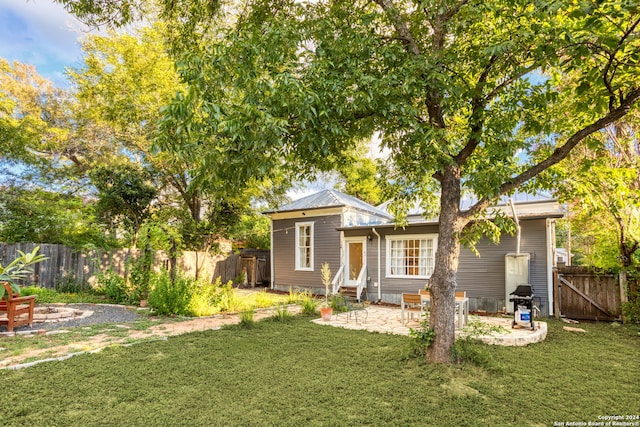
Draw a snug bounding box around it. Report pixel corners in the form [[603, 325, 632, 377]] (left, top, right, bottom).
[[510, 284, 533, 297]]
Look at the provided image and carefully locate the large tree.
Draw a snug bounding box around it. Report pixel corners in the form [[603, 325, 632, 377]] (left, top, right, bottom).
[[58, 0, 640, 363], [553, 115, 640, 269]]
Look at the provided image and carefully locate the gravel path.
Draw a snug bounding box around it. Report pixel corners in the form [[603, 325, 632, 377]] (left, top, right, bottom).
[[31, 304, 145, 331]]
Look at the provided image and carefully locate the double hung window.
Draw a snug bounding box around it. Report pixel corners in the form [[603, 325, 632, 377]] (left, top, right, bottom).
[[295, 222, 314, 271], [387, 235, 436, 278]]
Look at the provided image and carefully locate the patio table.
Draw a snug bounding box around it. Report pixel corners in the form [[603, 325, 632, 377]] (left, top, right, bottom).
[[420, 293, 469, 329]]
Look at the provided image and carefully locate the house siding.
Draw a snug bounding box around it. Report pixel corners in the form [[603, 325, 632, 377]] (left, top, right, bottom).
[[346, 219, 551, 315], [272, 214, 342, 291]]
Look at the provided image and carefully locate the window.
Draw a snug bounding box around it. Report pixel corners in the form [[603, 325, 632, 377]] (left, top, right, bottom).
[[386, 235, 436, 278], [295, 222, 314, 271]]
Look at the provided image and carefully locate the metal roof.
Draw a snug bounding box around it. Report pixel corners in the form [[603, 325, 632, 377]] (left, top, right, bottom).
[[265, 189, 393, 219]]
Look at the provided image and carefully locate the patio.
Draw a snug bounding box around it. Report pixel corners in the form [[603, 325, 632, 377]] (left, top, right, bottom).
[[312, 305, 548, 346]]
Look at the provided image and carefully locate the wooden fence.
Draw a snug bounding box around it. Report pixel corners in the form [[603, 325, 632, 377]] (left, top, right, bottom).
[[553, 266, 628, 321], [0, 243, 270, 289]]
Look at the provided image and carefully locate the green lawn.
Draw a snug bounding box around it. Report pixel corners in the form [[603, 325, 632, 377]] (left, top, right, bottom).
[[0, 317, 638, 426]]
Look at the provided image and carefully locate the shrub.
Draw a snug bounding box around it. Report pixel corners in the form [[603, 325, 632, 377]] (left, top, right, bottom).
[[147, 270, 193, 316], [19, 286, 59, 303], [95, 269, 133, 304], [407, 316, 435, 358], [55, 274, 93, 294], [128, 247, 153, 301], [188, 277, 233, 317], [300, 292, 320, 315], [622, 291, 640, 324]]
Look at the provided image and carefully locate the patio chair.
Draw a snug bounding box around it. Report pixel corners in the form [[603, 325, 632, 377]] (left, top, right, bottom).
[[0, 283, 37, 332], [401, 293, 423, 326], [455, 291, 468, 328], [334, 293, 368, 323]]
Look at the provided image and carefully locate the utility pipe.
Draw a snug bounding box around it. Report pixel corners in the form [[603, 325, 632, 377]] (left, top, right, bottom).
[[372, 227, 381, 301]]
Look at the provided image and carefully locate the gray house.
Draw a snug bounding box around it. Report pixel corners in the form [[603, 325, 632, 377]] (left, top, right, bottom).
[[265, 189, 564, 316]]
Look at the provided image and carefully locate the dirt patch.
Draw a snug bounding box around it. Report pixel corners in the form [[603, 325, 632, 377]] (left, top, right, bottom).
[[0, 305, 301, 369]]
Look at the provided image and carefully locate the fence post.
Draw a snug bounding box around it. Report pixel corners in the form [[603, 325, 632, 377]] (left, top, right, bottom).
[[553, 268, 561, 319]]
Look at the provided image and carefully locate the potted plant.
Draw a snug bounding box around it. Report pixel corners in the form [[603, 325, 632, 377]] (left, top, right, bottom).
[[319, 262, 333, 321]]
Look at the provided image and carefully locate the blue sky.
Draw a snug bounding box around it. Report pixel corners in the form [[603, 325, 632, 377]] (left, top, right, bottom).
[[0, 0, 92, 87]]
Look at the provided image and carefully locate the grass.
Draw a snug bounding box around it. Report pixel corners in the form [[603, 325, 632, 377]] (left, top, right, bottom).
[[0, 318, 164, 358], [0, 317, 637, 426]]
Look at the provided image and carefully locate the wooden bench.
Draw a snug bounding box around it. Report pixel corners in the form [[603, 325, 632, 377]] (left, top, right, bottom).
[[0, 283, 37, 332]]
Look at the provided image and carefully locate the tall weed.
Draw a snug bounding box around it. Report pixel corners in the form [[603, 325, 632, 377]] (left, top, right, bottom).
[[188, 277, 233, 317], [148, 270, 193, 316]]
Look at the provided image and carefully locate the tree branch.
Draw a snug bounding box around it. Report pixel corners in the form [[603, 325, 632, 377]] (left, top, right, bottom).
[[372, 0, 420, 56], [462, 86, 640, 220], [454, 55, 498, 165]]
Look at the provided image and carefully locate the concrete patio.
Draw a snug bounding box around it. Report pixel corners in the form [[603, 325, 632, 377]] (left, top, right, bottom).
[[311, 305, 547, 346]]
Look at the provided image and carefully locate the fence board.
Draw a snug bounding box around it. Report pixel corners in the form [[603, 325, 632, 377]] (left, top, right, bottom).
[[0, 243, 270, 289], [555, 267, 622, 320]]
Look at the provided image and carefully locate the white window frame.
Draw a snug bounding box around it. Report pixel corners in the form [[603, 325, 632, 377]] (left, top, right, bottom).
[[295, 222, 314, 271], [385, 234, 437, 279]]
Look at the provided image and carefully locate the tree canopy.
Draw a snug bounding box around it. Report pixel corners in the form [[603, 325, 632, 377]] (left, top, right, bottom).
[[52, 0, 640, 361]]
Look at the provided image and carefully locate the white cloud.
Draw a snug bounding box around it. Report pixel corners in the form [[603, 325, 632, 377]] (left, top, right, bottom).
[[0, 0, 93, 85]]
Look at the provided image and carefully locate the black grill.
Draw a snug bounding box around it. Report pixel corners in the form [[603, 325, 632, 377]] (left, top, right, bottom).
[[509, 284, 535, 330]]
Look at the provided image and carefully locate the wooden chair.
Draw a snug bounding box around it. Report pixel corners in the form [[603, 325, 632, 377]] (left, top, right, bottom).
[[0, 283, 37, 332], [455, 290, 468, 328], [401, 293, 423, 326], [419, 289, 431, 312]]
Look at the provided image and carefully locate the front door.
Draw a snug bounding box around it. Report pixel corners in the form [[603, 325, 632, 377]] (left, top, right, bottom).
[[345, 238, 366, 286]]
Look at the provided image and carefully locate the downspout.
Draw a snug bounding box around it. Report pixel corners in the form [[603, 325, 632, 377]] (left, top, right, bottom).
[[372, 227, 381, 302], [270, 218, 274, 289], [509, 198, 521, 255]]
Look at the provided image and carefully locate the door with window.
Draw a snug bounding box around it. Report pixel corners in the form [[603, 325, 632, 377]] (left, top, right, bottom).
[[345, 238, 366, 286]]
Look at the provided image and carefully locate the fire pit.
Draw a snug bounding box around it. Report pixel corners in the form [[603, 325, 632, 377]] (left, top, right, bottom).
[[32, 306, 92, 324]]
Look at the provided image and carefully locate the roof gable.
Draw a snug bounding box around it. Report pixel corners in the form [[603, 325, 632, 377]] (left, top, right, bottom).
[[266, 189, 393, 219]]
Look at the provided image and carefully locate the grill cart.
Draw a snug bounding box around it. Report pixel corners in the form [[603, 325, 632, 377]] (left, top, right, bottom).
[[509, 284, 535, 330]]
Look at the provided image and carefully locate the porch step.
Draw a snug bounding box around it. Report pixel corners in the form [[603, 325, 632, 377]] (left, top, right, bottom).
[[338, 286, 366, 301]]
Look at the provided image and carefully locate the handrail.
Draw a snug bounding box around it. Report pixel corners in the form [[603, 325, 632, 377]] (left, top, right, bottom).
[[331, 264, 345, 294]]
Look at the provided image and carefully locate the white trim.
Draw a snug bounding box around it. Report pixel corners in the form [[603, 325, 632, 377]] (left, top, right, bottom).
[[546, 219, 556, 316], [372, 228, 381, 301], [270, 218, 274, 289], [344, 236, 367, 286], [295, 221, 314, 271], [268, 207, 344, 221], [385, 234, 438, 279]]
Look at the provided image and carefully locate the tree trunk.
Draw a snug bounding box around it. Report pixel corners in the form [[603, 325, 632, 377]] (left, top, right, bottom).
[[427, 166, 466, 363]]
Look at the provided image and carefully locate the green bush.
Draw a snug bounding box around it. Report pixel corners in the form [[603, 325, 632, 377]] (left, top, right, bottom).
[[128, 247, 153, 301], [300, 292, 320, 315], [95, 269, 133, 304], [622, 291, 640, 324], [54, 274, 93, 294], [407, 316, 435, 358], [148, 270, 193, 316], [18, 286, 106, 304], [19, 286, 59, 303], [188, 277, 233, 316]]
